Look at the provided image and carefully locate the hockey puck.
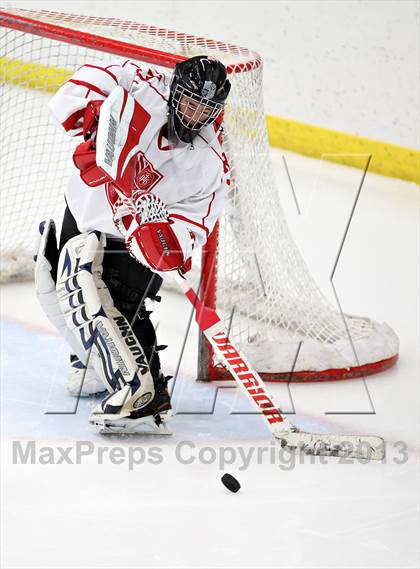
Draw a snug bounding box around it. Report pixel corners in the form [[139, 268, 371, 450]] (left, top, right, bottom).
[[221, 473, 241, 493]]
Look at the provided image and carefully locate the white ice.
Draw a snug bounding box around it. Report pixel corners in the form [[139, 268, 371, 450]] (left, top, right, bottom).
[[1, 150, 419, 569]]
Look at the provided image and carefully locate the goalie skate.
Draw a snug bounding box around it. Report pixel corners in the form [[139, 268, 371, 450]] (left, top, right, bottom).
[[89, 372, 173, 435]]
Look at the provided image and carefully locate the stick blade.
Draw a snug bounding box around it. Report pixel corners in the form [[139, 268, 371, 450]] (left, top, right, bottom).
[[276, 429, 385, 460]]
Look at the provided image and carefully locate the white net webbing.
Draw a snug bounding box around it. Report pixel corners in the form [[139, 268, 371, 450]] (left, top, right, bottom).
[[0, 8, 398, 376]]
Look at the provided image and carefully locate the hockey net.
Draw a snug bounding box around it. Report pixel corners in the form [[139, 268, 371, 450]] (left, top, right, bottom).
[[0, 8, 398, 381]]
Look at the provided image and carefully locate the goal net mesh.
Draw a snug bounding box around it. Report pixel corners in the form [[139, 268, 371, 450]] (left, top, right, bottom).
[[0, 8, 398, 380]]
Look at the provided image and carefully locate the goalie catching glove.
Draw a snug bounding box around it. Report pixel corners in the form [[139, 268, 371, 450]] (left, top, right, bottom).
[[112, 190, 193, 273]]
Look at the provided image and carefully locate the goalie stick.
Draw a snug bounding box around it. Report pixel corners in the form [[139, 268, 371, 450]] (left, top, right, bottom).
[[95, 86, 385, 460], [173, 272, 385, 460]]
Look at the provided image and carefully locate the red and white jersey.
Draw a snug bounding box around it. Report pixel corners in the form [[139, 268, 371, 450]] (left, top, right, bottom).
[[48, 58, 230, 257]]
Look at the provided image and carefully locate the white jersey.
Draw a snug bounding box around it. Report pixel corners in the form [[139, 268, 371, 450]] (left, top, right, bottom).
[[48, 59, 230, 257]]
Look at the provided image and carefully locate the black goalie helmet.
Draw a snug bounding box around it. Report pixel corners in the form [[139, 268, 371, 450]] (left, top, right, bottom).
[[168, 55, 231, 144]]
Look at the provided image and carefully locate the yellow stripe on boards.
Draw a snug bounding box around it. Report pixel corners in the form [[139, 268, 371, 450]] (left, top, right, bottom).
[[267, 115, 419, 185], [0, 57, 72, 93], [1, 57, 418, 184]]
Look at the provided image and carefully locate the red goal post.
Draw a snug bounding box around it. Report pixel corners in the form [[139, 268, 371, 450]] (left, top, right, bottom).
[[0, 8, 398, 382]]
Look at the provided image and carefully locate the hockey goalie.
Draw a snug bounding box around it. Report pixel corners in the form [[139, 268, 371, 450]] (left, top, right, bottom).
[[35, 55, 231, 434]]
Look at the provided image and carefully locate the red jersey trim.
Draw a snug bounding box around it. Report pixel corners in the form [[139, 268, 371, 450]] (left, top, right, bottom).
[[202, 192, 216, 228], [68, 79, 108, 98], [157, 125, 174, 151], [198, 132, 227, 164], [169, 214, 209, 237], [130, 62, 168, 103], [62, 108, 85, 132], [80, 64, 118, 84]]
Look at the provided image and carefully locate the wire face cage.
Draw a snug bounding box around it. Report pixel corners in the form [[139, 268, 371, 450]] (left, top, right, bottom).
[[0, 8, 399, 381]]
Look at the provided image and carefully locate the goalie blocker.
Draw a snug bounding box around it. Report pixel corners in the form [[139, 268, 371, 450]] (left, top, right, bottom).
[[72, 93, 193, 274]]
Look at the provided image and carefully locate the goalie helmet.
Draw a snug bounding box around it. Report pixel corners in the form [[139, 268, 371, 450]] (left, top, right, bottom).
[[168, 55, 231, 144]]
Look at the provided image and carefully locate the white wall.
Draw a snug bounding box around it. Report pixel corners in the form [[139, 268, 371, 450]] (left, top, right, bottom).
[[4, 0, 419, 148]]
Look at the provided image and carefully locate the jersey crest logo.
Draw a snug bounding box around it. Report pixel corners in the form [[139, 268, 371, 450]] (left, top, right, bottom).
[[134, 153, 163, 192]]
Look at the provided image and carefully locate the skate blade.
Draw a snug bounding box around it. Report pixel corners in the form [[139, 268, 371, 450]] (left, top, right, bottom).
[[91, 413, 172, 436]]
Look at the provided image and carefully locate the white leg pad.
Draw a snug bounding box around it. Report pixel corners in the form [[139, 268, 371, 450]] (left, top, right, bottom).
[[56, 231, 156, 413], [34, 219, 88, 365]]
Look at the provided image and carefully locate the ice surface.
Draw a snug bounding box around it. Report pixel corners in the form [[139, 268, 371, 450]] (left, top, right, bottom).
[[1, 151, 419, 568]]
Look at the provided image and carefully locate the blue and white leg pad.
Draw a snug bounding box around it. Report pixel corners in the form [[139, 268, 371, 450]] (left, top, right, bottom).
[[55, 231, 155, 415], [34, 219, 88, 365]]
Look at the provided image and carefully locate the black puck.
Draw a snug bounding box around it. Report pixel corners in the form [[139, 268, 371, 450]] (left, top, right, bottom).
[[221, 473, 241, 493]]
